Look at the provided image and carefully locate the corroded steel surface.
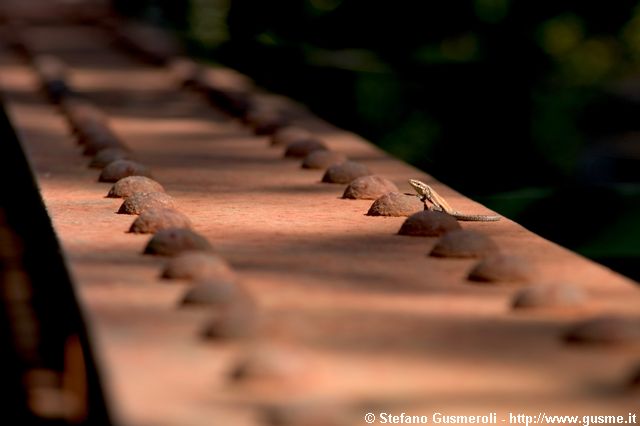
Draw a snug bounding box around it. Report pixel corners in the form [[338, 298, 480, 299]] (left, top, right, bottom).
[[1, 24, 639, 426]]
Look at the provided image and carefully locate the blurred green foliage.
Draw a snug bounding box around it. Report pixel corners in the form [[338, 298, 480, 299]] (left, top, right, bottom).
[[474, 0, 510, 24], [114, 0, 640, 280], [187, 0, 230, 49]]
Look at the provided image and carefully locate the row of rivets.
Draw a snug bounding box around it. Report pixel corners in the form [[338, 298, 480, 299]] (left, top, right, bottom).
[[28, 49, 260, 354], [163, 49, 640, 409]]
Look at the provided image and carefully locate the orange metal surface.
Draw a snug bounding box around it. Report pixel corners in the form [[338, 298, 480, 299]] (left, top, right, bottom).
[[1, 23, 639, 426]]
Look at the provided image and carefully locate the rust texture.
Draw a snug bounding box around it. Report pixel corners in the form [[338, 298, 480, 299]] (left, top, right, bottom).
[[321, 160, 372, 184], [107, 176, 165, 199], [283, 138, 328, 159], [1, 20, 639, 426], [398, 210, 462, 236], [128, 207, 191, 234], [161, 251, 235, 281], [429, 229, 500, 258], [117, 192, 175, 215], [301, 150, 348, 170], [367, 191, 425, 217], [342, 175, 399, 200]]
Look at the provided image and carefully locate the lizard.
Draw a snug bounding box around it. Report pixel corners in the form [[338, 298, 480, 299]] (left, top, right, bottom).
[[408, 179, 501, 222]]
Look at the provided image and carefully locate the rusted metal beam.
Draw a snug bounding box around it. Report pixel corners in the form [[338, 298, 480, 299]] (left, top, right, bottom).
[[0, 21, 638, 426]]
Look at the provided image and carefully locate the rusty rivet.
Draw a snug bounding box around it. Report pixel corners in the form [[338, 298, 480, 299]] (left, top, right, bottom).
[[210, 88, 252, 116], [43, 80, 70, 102], [128, 207, 191, 233], [467, 254, 534, 284], [33, 55, 66, 80], [398, 211, 461, 237], [89, 147, 132, 169], [430, 229, 499, 258], [263, 404, 351, 426], [168, 57, 199, 87], [512, 283, 587, 310], [321, 161, 371, 184], [247, 109, 289, 135], [161, 250, 235, 281], [229, 345, 305, 384], [61, 99, 106, 133], [196, 65, 253, 91], [107, 176, 165, 198], [301, 150, 347, 169], [196, 67, 254, 115], [270, 126, 312, 147], [342, 175, 398, 200], [81, 127, 125, 156], [143, 228, 214, 256], [284, 138, 328, 159], [201, 300, 260, 340], [99, 160, 152, 183], [73, 114, 107, 137], [180, 278, 239, 307], [367, 192, 424, 217], [116, 22, 179, 64], [117, 192, 175, 215], [33, 55, 70, 102], [564, 315, 640, 346], [74, 120, 107, 145]]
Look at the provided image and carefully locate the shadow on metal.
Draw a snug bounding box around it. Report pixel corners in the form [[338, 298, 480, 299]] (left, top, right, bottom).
[[0, 100, 112, 425]]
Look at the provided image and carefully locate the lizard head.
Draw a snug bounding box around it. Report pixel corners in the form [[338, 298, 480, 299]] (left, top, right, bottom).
[[408, 179, 431, 202]]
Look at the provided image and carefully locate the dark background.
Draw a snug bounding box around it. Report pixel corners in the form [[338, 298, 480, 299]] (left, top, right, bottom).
[[114, 0, 640, 280]]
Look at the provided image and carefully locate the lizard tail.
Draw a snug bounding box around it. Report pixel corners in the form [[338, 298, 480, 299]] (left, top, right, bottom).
[[451, 213, 501, 222]]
